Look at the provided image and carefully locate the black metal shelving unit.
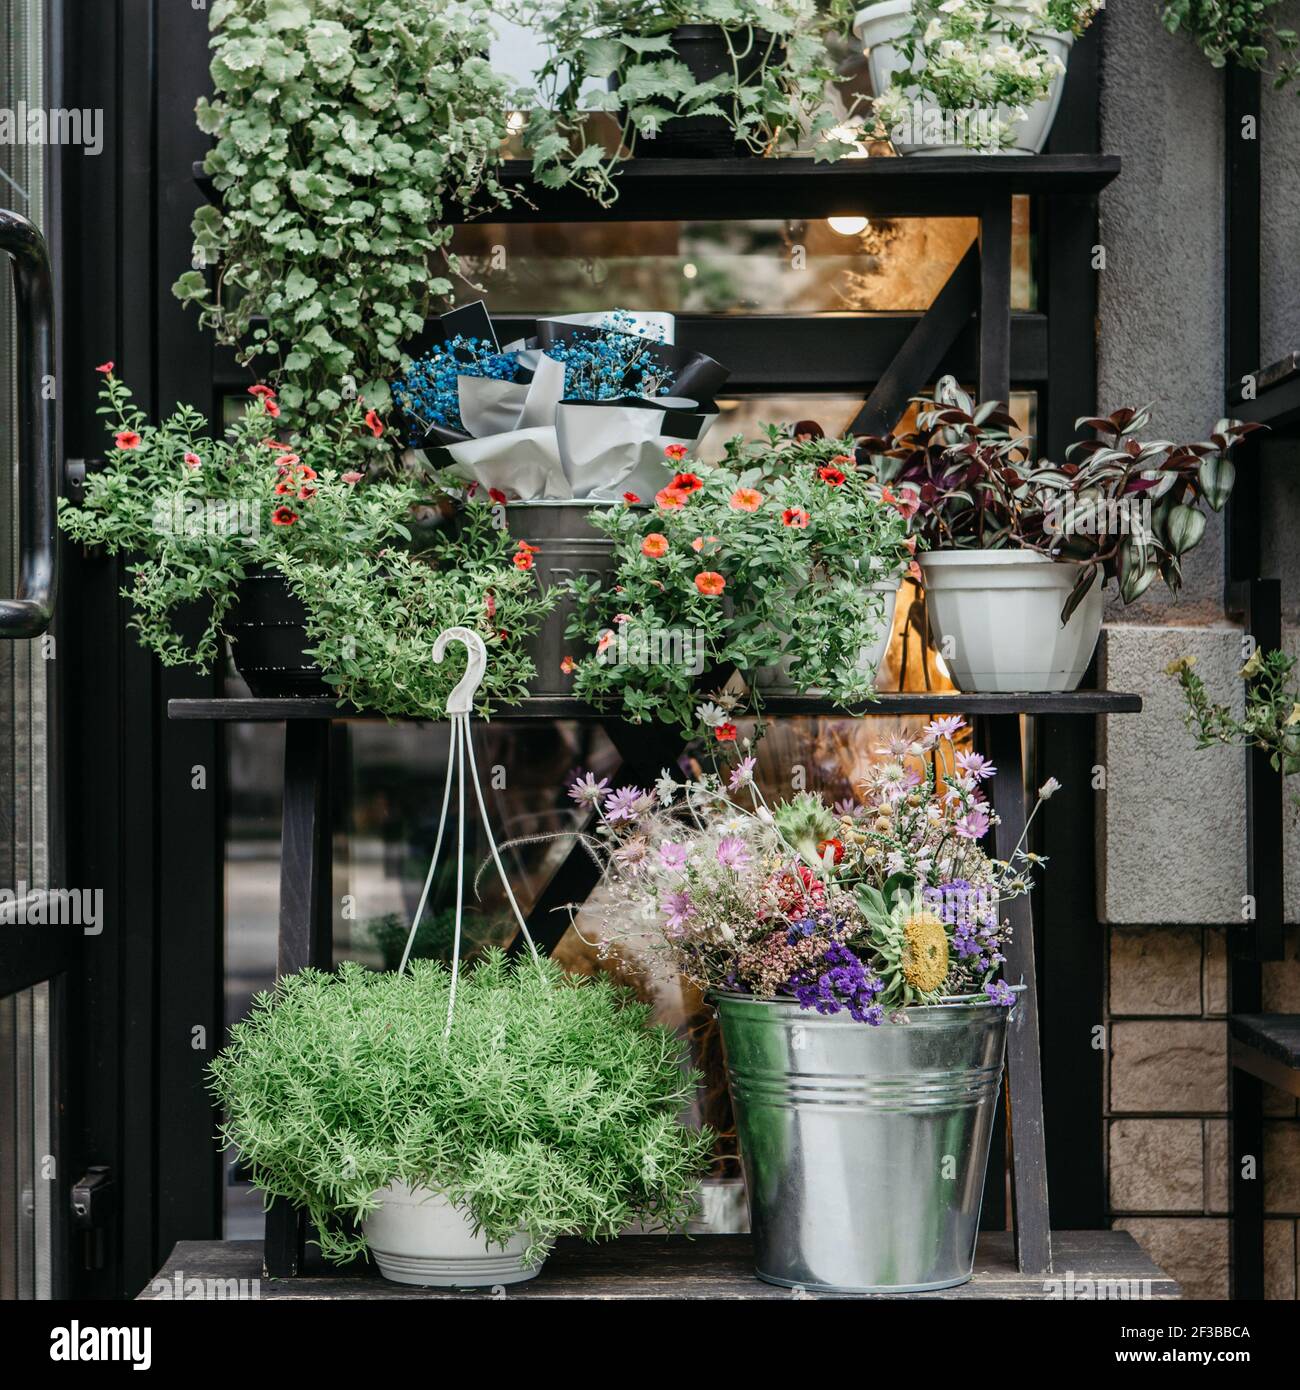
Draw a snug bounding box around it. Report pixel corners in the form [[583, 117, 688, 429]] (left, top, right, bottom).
[[170, 688, 1144, 1285]]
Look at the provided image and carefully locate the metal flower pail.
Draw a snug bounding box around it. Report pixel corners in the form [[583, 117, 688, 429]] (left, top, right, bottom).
[[715, 993, 1009, 1294]]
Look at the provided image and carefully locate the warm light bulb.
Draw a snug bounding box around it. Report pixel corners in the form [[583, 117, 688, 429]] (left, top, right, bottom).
[[506, 111, 525, 133], [827, 215, 869, 237], [682, 262, 698, 279]]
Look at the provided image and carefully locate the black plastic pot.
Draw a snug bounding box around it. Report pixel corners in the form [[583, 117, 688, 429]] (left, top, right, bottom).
[[227, 568, 332, 699], [506, 503, 619, 699], [626, 25, 771, 159]]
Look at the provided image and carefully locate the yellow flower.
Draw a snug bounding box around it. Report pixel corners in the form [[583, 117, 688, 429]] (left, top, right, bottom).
[[1239, 649, 1265, 680], [901, 910, 949, 993], [1164, 655, 1196, 677]]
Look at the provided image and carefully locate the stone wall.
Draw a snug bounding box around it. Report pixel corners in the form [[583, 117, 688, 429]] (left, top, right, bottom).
[[1096, 6, 1300, 1300]]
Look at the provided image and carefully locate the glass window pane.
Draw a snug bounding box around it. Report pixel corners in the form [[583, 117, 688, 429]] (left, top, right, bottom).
[[450, 200, 1033, 315]]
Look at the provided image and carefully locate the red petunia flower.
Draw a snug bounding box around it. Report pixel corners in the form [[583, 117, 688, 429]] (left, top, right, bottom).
[[513, 550, 535, 571], [297, 465, 316, 480], [341, 471, 363, 485], [782, 508, 810, 528], [560, 655, 576, 675], [274, 482, 294, 496], [488, 487, 508, 504], [183, 452, 202, 470], [272, 505, 298, 527], [264, 439, 294, 452], [664, 443, 689, 462], [818, 466, 846, 487], [95, 361, 114, 375], [694, 571, 725, 596], [714, 723, 738, 743], [364, 409, 384, 438], [298, 485, 316, 500], [670, 472, 703, 494], [622, 492, 640, 504], [248, 384, 276, 400], [114, 430, 141, 450], [263, 399, 281, 419]]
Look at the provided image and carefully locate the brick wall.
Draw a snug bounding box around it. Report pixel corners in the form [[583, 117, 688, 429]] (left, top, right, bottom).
[[1106, 926, 1300, 1299]]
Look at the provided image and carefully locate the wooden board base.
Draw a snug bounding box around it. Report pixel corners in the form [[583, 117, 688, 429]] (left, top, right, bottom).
[[141, 1231, 1179, 1301]]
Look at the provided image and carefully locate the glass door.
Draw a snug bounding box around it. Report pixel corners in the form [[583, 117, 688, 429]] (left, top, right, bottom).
[[0, 0, 65, 1301]]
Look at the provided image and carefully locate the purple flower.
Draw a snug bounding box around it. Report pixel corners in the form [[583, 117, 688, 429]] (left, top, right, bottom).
[[728, 756, 757, 792], [658, 841, 688, 871], [567, 771, 609, 805], [663, 889, 696, 933], [956, 751, 996, 782], [954, 804, 991, 841], [604, 785, 647, 823], [985, 979, 1016, 1008], [716, 836, 751, 871], [788, 943, 885, 1026], [833, 798, 865, 820]]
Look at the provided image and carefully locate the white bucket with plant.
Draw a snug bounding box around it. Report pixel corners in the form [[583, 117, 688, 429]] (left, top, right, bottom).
[[855, 1, 1102, 155], [857, 378, 1256, 693], [208, 630, 711, 1286]]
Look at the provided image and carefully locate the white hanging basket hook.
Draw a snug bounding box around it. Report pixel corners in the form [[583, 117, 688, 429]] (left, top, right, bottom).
[[433, 626, 488, 717]]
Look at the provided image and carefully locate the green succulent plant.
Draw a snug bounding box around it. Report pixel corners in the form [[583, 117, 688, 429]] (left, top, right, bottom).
[[208, 952, 714, 1266]]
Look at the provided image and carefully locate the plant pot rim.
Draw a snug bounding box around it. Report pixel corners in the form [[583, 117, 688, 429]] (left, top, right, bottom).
[[854, 0, 1076, 43], [711, 987, 1021, 1014], [918, 548, 1078, 567]]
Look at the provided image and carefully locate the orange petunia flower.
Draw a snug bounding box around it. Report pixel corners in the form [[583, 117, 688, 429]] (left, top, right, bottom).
[[694, 571, 725, 596]]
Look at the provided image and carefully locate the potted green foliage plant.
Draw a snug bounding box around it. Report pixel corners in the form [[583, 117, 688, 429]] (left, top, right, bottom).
[[58, 368, 552, 717], [856, 1, 1103, 154], [518, 0, 862, 204], [208, 952, 713, 1284], [858, 377, 1256, 692], [563, 428, 916, 736]]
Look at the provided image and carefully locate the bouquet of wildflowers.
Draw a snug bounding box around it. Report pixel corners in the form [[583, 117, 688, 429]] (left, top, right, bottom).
[[400, 307, 728, 502], [565, 717, 1058, 1024]]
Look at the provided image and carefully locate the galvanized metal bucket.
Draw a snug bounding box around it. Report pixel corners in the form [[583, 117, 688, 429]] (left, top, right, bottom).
[[715, 993, 1009, 1293], [505, 502, 618, 698]]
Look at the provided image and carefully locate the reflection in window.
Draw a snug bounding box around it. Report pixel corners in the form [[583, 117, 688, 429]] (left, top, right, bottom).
[[450, 201, 1032, 316]]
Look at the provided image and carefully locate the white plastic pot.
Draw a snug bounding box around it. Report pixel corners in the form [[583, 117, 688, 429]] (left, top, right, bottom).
[[362, 1182, 547, 1287], [918, 550, 1102, 692], [753, 580, 899, 694], [854, 1, 1074, 156]]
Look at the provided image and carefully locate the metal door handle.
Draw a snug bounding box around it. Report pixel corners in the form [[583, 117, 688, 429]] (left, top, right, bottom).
[[0, 208, 56, 637]]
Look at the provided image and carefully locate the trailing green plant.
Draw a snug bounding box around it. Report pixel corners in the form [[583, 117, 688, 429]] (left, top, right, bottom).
[[859, 377, 1258, 622], [564, 429, 915, 737], [1162, 1, 1300, 88], [208, 952, 714, 1265], [58, 369, 551, 718], [871, 0, 1102, 151], [1167, 647, 1300, 776], [515, 0, 862, 205], [173, 0, 518, 423]]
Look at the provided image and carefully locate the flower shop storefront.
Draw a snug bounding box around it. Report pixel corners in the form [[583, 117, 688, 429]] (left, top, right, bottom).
[[3, 0, 1299, 1336]]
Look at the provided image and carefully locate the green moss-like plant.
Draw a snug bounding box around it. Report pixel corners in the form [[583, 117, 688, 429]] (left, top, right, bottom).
[[208, 952, 713, 1266]]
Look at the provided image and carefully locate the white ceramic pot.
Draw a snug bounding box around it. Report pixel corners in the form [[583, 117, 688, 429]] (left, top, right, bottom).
[[753, 581, 899, 694], [854, 1, 1074, 156], [362, 1182, 546, 1287], [918, 550, 1102, 692]]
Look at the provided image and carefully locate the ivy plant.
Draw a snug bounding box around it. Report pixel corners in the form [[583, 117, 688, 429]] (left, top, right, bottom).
[[515, 0, 862, 205], [58, 368, 551, 719], [173, 0, 518, 423], [1162, 1, 1300, 87], [208, 952, 714, 1266]]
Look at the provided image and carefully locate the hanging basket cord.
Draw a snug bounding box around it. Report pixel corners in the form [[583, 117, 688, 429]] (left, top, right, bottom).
[[395, 626, 540, 1035]]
